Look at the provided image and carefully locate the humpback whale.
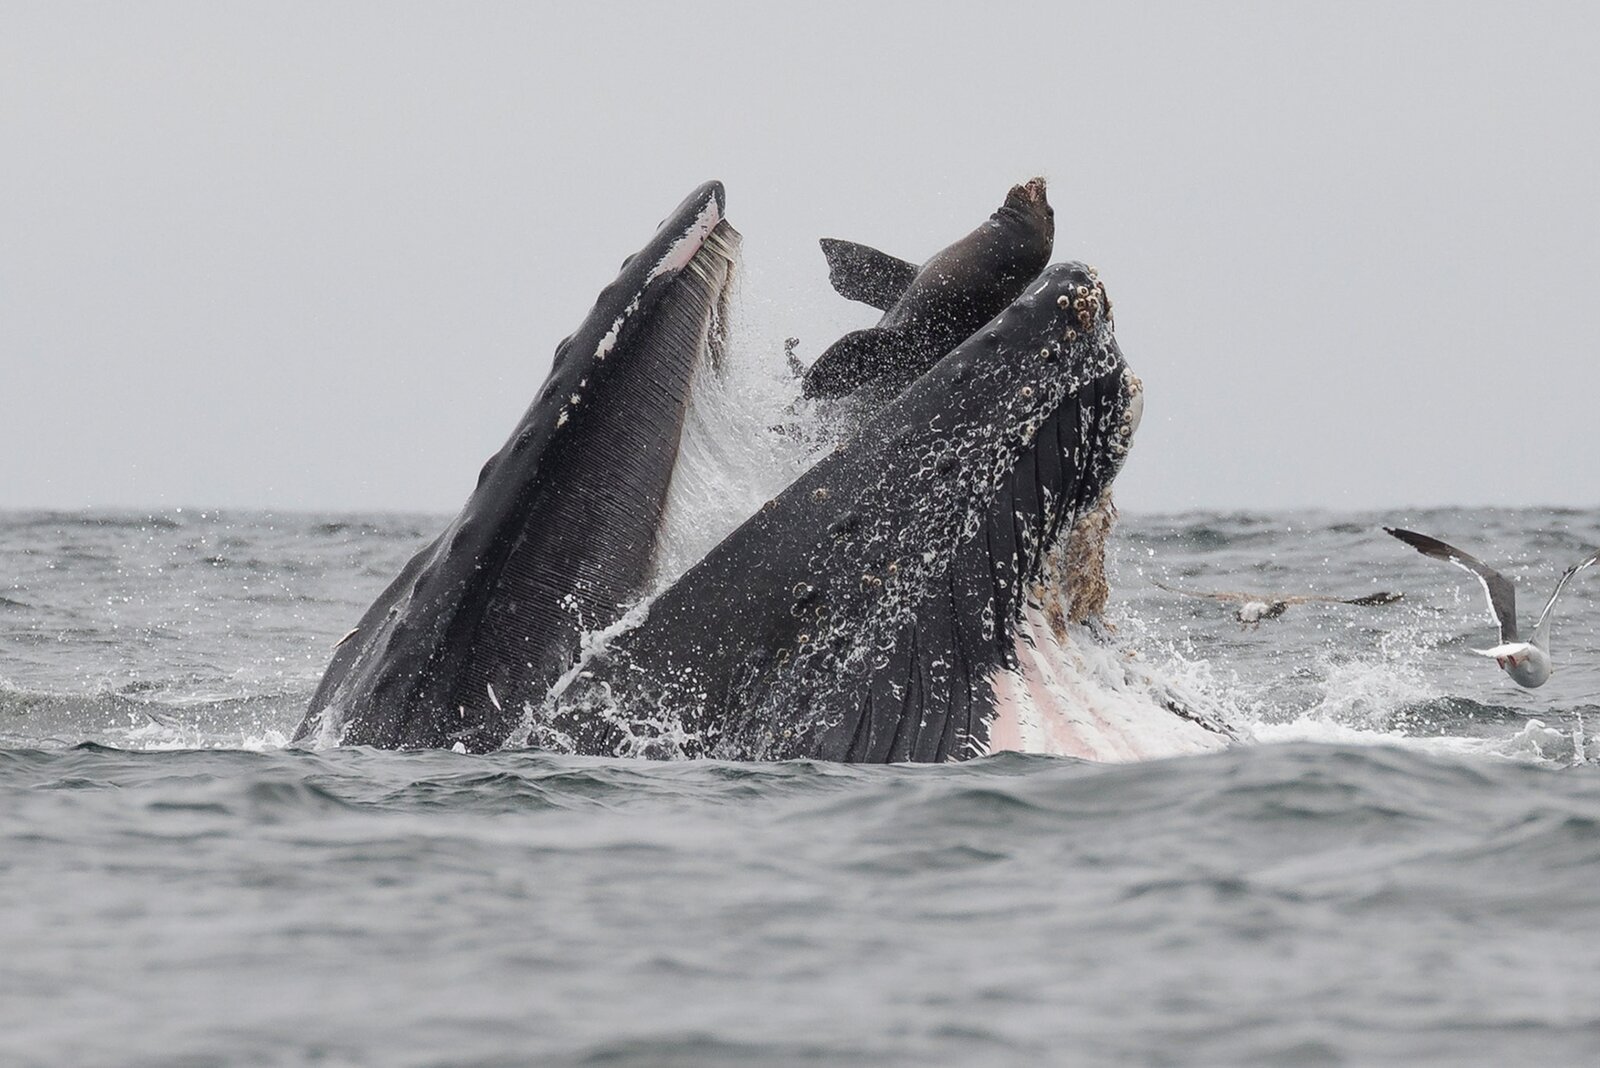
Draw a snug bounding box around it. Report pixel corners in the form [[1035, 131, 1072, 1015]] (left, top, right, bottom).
[[801, 177, 1055, 401], [538, 263, 1225, 761], [296, 180, 1227, 761], [295, 182, 741, 750]]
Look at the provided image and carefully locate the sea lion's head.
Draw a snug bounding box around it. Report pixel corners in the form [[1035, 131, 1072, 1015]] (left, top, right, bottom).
[[991, 176, 1054, 266], [1000, 176, 1053, 239]]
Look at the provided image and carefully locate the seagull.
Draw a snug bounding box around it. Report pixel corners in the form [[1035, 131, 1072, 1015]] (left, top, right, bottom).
[[1153, 579, 1402, 627], [1384, 527, 1600, 688]]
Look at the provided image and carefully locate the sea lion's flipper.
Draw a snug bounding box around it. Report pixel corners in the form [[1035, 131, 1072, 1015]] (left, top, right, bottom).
[[820, 238, 919, 311], [801, 327, 918, 399]]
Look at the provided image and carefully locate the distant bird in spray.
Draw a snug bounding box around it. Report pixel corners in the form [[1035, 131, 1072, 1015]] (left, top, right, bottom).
[[1385, 527, 1600, 688], [1152, 579, 1402, 627]]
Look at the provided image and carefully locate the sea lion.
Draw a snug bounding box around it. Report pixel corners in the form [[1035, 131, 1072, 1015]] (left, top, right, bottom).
[[802, 177, 1055, 401]]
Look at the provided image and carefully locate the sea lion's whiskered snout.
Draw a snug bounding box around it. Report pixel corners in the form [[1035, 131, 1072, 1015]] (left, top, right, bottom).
[[1007, 175, 1050, 207]]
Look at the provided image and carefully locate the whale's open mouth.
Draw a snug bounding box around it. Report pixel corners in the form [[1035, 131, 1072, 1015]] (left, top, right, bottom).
[[546, 261, 1168, 762], [300, 180, 1221, 763]]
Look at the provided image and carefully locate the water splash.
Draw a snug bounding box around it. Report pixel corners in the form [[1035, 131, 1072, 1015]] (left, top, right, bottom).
[[650, 277, 826, 590]]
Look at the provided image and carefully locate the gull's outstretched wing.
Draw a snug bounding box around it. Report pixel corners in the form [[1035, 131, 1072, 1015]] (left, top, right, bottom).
[[1152, 579, 1254, 603], [1385, 527, 1517, 643], [1278, 591, 1405, 607], [1531, 546, 1600, 652]]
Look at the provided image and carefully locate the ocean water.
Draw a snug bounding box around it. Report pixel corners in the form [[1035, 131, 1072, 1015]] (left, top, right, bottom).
[[3, 507, 1599, 1065]]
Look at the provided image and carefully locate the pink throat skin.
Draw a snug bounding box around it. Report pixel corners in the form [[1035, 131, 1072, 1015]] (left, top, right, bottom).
[[984, 605, 1228, 763]]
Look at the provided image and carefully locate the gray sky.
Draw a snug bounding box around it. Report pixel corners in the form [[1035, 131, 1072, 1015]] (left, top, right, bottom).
[[3, 2, 1597, 514]]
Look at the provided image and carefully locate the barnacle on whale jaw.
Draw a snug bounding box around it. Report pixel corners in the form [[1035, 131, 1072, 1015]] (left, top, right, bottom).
[[1031, 345, 1143, 635], [1036, 491, 1118, 636]]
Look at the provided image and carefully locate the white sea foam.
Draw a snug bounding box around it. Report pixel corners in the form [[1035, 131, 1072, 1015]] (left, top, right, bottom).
[[987, 609, 1235, 761], [114, 712, 293, 752]]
